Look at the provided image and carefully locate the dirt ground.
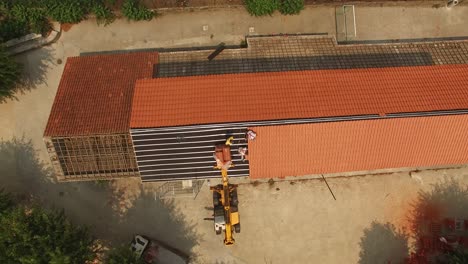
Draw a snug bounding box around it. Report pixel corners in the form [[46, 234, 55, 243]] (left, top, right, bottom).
[[1, 5, 468, 263], [1, 139, 466, 263], [173, 168, 468, 263]]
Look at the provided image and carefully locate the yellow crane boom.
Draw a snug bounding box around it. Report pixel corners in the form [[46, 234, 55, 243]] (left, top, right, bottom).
[[211, 137, 240, 245]]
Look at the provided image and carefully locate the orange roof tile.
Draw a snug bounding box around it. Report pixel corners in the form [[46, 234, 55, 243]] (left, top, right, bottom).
[[248, 114, 468, 179], [44, 52, 158, 137], [130, 64, 468, 128]]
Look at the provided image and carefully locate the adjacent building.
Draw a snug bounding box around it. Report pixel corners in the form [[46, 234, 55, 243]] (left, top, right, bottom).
[[44, 36, 468, 182]]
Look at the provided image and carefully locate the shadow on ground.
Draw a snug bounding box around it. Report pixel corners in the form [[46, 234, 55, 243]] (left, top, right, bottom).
[[0, 138, 199, 256], [406, 177, 468, 262], [358, 221, 409, 264], [10, 47, 54, 98], [358, 178, 468, 263], [409, 177, 468, 238]]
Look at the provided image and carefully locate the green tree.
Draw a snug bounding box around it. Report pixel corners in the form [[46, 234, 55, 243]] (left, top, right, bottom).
[[92, 3, 115, 26], [0, 201, 96, 263], [43, 0, 87, 24], [122, 0, 155, 21], [106, 246, 144, 264], [0, 18, 29, 42], [0, 47, 22, 102], [0, 190, 14, 213], [438, 248, 468, 263], [278, 0, 304, 15], [10, 3, 50, 35], [244, 0, 279, 16]]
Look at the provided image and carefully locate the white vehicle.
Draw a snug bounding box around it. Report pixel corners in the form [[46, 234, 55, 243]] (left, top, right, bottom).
[[130, 235, 189, 264]]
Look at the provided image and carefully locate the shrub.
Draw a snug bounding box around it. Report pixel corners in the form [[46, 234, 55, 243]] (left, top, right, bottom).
[[106, 0, 118, 5], [122, 0, 155, 21], [244, 0, 279, 16], [44, 0, 87, 24], [0, 3, 7, 16], [0, 0, 13, 14], [278, 0, 304, 15], [1, 0, 153, 34], [106, 246, 144, 264], [92, 4, 115, 25]]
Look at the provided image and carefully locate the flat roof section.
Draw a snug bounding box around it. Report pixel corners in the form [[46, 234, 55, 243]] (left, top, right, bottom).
[[44, 52, 158, 137], [248, 114, 468, 179], [157, 36, 468, 78], [130, 64, 468, 129]]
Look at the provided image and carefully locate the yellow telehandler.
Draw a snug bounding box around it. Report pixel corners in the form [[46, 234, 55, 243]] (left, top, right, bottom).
[[211, 136, 240, 245]]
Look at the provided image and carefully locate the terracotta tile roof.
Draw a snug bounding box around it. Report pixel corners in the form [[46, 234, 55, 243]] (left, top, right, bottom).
[[248, 114, 468, 179], [130, 64, 468, 128], [44, 52, 158, 137]]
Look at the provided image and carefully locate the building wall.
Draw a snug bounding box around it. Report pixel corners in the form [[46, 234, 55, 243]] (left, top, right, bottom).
[[44, 133, 139, 181], [248, 114, 468, 179]]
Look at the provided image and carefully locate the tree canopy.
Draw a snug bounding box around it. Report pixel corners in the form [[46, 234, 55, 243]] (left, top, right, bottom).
[[106, 246, 144, 264], [0, 190, 96, 264], [440, 248, 468, 263], [0, 47, 22, 102]]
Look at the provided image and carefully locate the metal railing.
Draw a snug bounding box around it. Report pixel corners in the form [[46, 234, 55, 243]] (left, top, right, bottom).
[[157, 180, 205, 199]]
